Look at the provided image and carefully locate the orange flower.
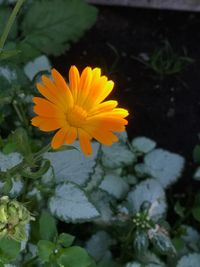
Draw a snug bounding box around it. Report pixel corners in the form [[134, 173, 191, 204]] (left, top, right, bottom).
[[31, 66, 129, 156]]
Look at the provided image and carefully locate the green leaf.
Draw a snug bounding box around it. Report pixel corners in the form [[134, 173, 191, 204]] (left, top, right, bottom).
[[192, 206, 200, 222], [172, 237, 185, 252], [39, 211, 58, 241], [15, 41, 41, 63], [193, 145, 200, 163], [174, 201, 185, 218], [58, 233, 75, 248], [1, 176, 13, 194], [0, 237, 21, 263], [57, 246, 96, 267], [2, 142, 17, 154], [37, 240, 55, 262], [10, 128, 31, 158], [21, 0, 97, 56]]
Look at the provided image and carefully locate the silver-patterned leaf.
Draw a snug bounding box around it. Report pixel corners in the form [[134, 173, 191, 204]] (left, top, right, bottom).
[[45, 142, 99, 186], [0, 152, 22, 172], [9, 177, 23, 197], [132, 137, 156, 153], [102, 142, 135, 169], [182, 225, 200, 251], [126, 263, 141, 267], [90, 190, 113, 224], [84, 164, 104, 192], [127, 179, 167, 220], [24, 55, 51, 80], [126, 263, 163, 267], [177, 253, 200, 267], [193, 167, 200, 181], [100, 174, 129, 199], [86, 231, 113, 261], [49, 183, 99, 223], [144, 149, 185, 188]]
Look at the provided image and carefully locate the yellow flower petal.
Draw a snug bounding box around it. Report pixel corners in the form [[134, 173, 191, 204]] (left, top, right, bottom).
[[76, 67, 92, 106], [31, 116, 62, 131], [51, 128, 67, 149], [33, 97, 64, 118], [69, 65, 80, 101], [85, 127, 118, 145], [78, 128, 92, 156], [51, 69, 74, 108], [88, 100, 118, 116], [36, 82, 66, 112], [94, 80, 114, 106], [65, 127, 77, 144]]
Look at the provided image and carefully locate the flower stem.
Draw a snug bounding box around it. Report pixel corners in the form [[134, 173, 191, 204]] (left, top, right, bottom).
[[0, 0, 25, 51], [33, 143, 52, 161]]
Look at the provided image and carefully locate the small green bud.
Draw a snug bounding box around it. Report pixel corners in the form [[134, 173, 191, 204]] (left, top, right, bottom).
[[0, 196, 34, 241], [132, 212, 155, 230]]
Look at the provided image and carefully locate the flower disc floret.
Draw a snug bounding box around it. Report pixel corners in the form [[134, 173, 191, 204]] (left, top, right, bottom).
[[32, 66, 129, 156]]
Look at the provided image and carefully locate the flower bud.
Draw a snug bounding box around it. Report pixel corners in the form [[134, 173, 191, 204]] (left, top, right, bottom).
[[0, 196, 34, 241]]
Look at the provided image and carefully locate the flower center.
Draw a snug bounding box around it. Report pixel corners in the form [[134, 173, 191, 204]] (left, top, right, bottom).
[[67, 105, 87, 127]]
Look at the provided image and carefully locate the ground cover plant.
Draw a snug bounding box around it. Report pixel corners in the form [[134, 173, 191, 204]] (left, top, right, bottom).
[[0, 0, 200, 266]]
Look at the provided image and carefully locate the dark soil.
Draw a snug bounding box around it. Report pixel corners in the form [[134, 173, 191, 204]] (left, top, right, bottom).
[[52, 5, 200, 189]]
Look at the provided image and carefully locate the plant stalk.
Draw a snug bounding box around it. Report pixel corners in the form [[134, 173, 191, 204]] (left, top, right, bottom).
[[0, 0, 25, 51]]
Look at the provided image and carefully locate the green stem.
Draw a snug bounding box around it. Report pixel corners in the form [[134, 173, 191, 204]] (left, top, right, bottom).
[[13, 100, 24, 124], [0, 0, 25, 51], [0, 143, 51, 179], [22, 256, 38, 267], [34, 143, 52, 161]]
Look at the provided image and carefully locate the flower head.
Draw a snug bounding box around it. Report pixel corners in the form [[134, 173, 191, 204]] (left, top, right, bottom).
[[0, 196, 34, 241], [31, 66, 128, 156]]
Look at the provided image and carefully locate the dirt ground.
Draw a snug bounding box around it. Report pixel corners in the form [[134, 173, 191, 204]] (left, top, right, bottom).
[[52, 5, 200, 169]]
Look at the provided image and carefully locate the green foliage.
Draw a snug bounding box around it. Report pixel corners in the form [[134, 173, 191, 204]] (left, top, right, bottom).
[[39, 211, 58, 241], [57, 246, 96, 267], [58, 233, 75, 248], [20, 0, 97, 57], [148, 41, 194, 76], [134, 41, 194, 77], [37, 232, 95, 266], [0, 237, 21, 264], [193, 145, 200, 164], [37, 240, 55, 262]]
